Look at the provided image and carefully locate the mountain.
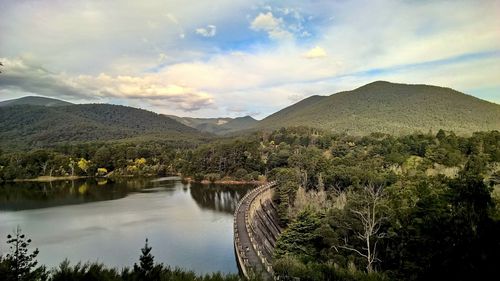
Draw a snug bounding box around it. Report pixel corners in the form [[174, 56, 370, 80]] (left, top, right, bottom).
[[0, 104, 208, 149], [2, 81, 498, 150], [167, 115, 258, 135], [257, 81, 500, 135], [0, 96, 73, 107]]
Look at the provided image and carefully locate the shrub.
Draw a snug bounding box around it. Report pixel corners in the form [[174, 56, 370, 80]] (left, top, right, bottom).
[[233, 168, 248, 180], [205, 173, 221, 183], [193, 173, 204, 182], [96, 167, 108, 177]]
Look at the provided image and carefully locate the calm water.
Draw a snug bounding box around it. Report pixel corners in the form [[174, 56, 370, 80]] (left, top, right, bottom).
[[0, 178, 253, 274]]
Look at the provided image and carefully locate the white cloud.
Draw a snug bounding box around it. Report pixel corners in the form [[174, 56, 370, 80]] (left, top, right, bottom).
[[304, 46, 327, 59], [1, 0, 499, 118], [166, 13, 179, 25], [315, 0, 500, 73], [251, 12, 280, 30], [195, 25, 217, 37], [159, 48, 340, 93], [0, 0, 249, 75], [0, 57, 215, 112], [250, 12, 293, 40], [267, 29, 293, 40]]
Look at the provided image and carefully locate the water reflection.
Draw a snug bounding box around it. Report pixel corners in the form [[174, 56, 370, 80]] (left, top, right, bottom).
[[0, 178, 253, 274], [0, 178, 151, 211], [0, 179, 254, 214], [189, 183, 253, 214]]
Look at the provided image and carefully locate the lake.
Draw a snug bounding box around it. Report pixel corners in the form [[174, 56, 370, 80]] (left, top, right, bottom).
[[0, 177, 253, 274]]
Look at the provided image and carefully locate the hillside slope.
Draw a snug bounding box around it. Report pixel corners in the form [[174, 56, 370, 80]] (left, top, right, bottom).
[[257, 81, 500, 135], [167, 115, 257, 135], [0, 104, 207, 149], [0, 96, 73, 107]]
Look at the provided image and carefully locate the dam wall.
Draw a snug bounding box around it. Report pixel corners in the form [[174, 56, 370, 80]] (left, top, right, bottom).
[[234, 181, 282, 279]]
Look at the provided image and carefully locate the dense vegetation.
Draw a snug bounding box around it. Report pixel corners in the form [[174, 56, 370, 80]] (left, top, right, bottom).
[[257, 81, 500, 135], [0, 104, 209, 150], [1, 127, 499, 280], [0, 140, 192, 180], [0, 227, 247, 281], [265, 129, 500, 281]]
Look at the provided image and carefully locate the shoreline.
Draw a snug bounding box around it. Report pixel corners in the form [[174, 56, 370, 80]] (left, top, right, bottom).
[[12, 175, 89, 182], [182, 177, 265, 185], [6, 175, 265, 186]]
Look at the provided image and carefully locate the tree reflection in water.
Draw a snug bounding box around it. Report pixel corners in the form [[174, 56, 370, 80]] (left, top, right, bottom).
[[0, 179, 254, 214], [189, 183, 254, 214], [0, 178, 152, 211]]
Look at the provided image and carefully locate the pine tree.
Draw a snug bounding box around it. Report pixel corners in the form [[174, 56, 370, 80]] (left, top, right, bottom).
[[2, 226, 46, 281], [133, 238, 154, 279]]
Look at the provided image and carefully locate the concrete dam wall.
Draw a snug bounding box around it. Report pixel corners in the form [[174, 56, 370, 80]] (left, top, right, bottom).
[[234, 182, 282, 279]]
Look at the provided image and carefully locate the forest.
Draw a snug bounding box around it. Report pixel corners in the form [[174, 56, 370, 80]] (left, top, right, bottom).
[[1, 127, 499, 280]]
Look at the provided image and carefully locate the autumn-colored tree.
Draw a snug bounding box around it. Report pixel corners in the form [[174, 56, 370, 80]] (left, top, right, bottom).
[[77, 158, 90, 175]]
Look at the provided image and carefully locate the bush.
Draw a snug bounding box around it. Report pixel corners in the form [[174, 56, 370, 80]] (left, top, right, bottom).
[[273, 254, 309, 279], [96, 167, 108, 177], [233, 168, 248, 180], [193, 173, 204, 182], [258, 175, 267, 182], [274, 256, 390, 281], [205, 173, 221, 183], [50, 260, 121, 281], [248, 171, 260, 181]]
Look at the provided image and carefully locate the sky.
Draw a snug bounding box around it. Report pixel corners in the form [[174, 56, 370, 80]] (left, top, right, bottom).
[[0, 0, 499, 119]]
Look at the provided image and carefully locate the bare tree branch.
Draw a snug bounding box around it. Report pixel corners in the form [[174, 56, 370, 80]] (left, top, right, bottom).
[[333, 183, 388, 273]]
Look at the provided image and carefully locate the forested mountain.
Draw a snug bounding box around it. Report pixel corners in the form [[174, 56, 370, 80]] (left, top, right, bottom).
[[0, 104, 208, 150], [2, 81, 499, 149], [257, 81, 500, 135], [167, 115, 257, 135], [0, 96, 73, 107]]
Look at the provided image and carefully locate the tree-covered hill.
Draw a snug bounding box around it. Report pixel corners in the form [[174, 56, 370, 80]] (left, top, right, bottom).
[[167, 115, 258, 135], [257, 81, 500, 135], [0, 96, 73, 107], [0, 104, 209, 150], [2, 81, 499, 149]]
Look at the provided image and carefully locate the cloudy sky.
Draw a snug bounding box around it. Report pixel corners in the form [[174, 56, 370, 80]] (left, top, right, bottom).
[[0, 0, 499, 119]]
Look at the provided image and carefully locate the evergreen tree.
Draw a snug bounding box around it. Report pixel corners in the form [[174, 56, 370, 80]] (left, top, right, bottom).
[[133, 239, 155, 280], [1, 226, 46, 281], [274, 208, 322, 262]]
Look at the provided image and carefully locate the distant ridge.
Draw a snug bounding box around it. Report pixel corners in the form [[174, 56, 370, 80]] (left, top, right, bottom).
[[0, 96, 73, 107], [2, 80, 499, 150], [256, 81, 500, 135], [167, 115, 257, 135], [0, 103, 208, 149]]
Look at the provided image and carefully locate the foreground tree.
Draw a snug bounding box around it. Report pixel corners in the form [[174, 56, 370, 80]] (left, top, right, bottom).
[[332, 184, 388, 273], [0, 226, 46, 281], [270, 167, 301, 225], [132, 238, 159, 281], [274, 208, 323, 262]]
